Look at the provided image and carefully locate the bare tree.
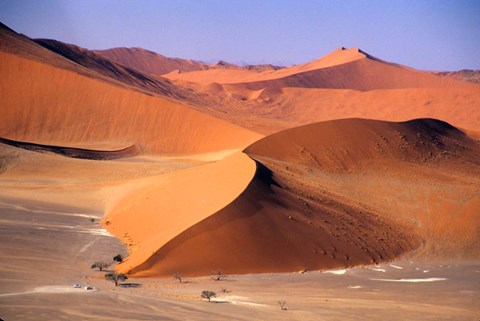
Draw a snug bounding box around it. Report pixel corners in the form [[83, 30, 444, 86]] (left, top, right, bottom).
[[173, 272, 182, 283], [201, 290, 216, 302], [278, 301, 288, 311], [211, 270, 226, 281], [105, 272, 127, 287], [89, 217, 95, 224], [91, 261, 111, 271]]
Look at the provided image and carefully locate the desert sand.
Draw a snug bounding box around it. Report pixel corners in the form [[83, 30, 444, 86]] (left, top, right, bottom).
[[1, 21, 479, 320]]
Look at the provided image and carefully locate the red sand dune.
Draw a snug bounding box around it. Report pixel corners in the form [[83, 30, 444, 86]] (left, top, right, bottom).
[[111, 118, 479, 277], [0, 49, 260, 154]]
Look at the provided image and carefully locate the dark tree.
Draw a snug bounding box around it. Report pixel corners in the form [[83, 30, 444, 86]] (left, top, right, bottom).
[[113, 254, 123, 263], [105, 272, 127, 287], [91, 261, 111, 271], [201, 290, 216, 302]]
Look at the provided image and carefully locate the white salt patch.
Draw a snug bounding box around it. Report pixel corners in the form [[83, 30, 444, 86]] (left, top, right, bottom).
[[371, 278, 447, 283], [348, 285, 362, 289], [423, 270, 430, 273], [389, 264, 403, 270], [324, 269, 347, 275], [218, 295, 267, 307], [372, 268, 386, 272]]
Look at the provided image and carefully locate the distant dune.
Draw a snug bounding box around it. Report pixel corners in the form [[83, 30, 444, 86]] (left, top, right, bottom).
[[95, 47, 209, 75]]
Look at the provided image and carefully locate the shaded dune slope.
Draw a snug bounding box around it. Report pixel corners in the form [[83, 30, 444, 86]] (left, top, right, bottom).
[[0, 137, 138, 160], [112, 118, 479, 277]]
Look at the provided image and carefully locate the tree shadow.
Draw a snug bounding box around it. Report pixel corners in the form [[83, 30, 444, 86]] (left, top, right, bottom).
[[119, 283, 142, 288]]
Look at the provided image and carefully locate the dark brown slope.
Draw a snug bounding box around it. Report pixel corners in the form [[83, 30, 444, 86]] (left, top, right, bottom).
[[435, 69, 480, 84], [34, 39, 190, 99], [124, 118, 480, 277], [0, 137, 138, 160], [95, 47, 209, 75]]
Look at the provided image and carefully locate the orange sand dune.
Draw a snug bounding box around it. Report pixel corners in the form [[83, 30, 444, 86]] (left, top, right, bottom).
[[0, 51, 260, 154], [109, 118, 479, 277], [165, 47, 476, 91]]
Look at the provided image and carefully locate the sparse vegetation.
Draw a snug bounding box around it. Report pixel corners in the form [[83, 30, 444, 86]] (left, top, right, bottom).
[[105, 272, 128, 287], [220, 287, 230, 293], [113, 254, 123, 262], [91, 261, 111, 271], [173, 272, 182, 283], [201, 290, 216, 302], [211, 270, 226, 281], [278, 300, 288, 310]]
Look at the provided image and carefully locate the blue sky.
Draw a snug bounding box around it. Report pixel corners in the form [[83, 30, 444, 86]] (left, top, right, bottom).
[[1, 0, 479, 70]]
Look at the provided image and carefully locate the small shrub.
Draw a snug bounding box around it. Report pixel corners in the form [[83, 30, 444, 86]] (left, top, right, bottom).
[[278, 300, 288, 310]]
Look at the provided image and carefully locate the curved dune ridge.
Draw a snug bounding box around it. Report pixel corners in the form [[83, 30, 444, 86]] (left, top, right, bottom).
[[110, 118, 479, 277]]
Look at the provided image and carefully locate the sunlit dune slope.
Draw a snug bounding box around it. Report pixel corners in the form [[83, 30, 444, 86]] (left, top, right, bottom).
[[112, 118, 479, 277], [268, 87, 480, 135], [0, 51, 261, 153]]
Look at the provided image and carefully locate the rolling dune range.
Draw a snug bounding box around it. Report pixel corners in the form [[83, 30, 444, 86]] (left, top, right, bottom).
[[1, 21, 479, 321]]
